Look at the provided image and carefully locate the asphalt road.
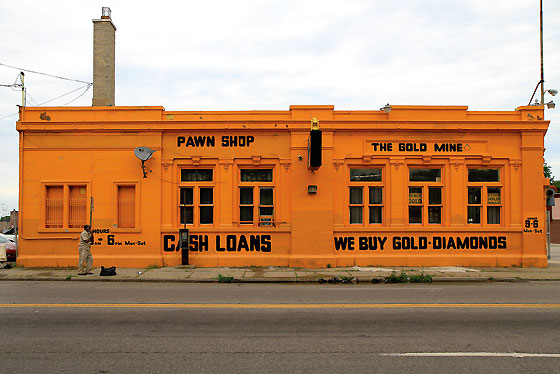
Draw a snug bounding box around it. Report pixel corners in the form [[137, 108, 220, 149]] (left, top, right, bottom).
[[1, 282, 559, 373]]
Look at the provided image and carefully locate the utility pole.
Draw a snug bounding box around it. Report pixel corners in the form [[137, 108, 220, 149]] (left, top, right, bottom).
[[540, 0, 545, 106]]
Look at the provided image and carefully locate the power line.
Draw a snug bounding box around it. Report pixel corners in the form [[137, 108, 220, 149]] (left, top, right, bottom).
[[0, 82, 93, 120], [35, 83, 92, 106], [0, 62, 92, 85]]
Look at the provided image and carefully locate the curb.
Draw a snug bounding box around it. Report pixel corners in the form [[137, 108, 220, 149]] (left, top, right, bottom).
[[1, 276, 559, 283]]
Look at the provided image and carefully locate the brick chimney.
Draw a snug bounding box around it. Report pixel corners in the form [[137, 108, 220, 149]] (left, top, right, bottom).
[[92, 7, 116, 106]]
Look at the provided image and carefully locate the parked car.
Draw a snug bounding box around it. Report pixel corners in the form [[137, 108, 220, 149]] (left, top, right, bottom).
[[0, 235, 16, 261], [0, 233, 15, 243]]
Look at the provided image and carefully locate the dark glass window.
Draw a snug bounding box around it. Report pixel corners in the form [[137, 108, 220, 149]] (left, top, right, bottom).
[[369, 187, 383, 205], [468, 188, 481, 204], [350, 187, 363, 205], [369, 207, 382, 224], [468, 206, 481, 224], [409, 206, 422, 224], [409, 169, 441, 182], [241, 169, 273, 182], [240, 187, 254, 224], [468, 169, 500, 182], [181, 169, 213, 182], [350, 168, 382, 182]]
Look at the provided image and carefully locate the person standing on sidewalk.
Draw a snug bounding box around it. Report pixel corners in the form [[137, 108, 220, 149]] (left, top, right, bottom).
[[78, 225, 94, 275]]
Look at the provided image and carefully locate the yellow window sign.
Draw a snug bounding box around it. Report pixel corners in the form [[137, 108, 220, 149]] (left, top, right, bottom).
[[409, 192, 422, 205], [488, 193, 501, 205]]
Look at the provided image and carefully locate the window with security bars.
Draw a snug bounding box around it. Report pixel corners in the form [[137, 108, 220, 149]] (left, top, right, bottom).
[[349, 168, 383, 224], [179, 169, 214, 226], [46, 186, 64, 228], [117, 185, 135, 228], [408, 168, 442, 225], [239, 169, 274, 226], [45, 184, 88, 229], [467, 169, 501, 225], [69, 186, 87, 228]]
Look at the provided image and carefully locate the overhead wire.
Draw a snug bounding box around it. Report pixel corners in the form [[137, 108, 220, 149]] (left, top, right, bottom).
[[0, 62, 91, 85], [34, 83, 93, 107]]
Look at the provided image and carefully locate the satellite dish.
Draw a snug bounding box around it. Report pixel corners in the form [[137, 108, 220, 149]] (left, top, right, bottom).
[[134, 147, 155, 161], [134, 147, 155, 178]]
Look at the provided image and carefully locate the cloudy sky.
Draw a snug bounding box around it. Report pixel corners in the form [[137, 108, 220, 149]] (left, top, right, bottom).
[[0, 0, 559, 214]]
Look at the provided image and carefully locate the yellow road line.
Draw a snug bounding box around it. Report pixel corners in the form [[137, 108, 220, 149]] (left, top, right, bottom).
[[0, 303, 560, 309]]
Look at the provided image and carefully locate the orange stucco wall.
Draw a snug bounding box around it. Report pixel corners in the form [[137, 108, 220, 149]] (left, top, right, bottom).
[[17, 105, 549, 268]]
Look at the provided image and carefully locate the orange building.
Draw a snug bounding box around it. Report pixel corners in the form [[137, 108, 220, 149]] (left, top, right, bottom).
[[14, 9, 551, 268], [16, 104, 550, 268]]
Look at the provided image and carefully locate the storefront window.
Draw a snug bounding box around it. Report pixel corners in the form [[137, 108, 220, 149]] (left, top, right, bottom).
[[467, 168, 501, 225], [179, 169, 214, 226], [408, 168, 442, 224], [239, 169, 274, 226], [349, 168, 383, 224]]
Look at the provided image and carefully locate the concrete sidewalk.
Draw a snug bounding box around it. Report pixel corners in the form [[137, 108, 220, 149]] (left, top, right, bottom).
[[1, 245, 560, 284]]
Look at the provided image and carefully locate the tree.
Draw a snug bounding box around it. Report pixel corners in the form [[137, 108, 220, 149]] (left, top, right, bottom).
[[544, 160, 553, 180]]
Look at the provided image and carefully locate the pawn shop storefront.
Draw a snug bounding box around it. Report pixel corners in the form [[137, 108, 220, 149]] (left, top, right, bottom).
[[16, 104, 550, 268]]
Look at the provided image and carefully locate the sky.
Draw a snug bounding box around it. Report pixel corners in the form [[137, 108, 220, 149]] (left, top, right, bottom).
[[0, 0, 559, 215]]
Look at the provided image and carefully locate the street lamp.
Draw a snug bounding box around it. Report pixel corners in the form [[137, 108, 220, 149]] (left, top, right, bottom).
[[527, 0, 557, 113], [529, 81, 557, 108]]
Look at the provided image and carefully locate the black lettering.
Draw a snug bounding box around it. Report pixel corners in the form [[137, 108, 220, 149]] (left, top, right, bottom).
[[261, 235, 271, 252], [107, 234, 115, 246], [238, 235, 249, 251], [226, 235, 236, 251], [368, 237, 377, 250], [221, 136, 229, 147], [359, 237, 368, 250], [479, 236, 488, 249], [347, 237, 355, 250], [469, 237, 478, 249], [457, 143, 463, 152], [419, 236, 428, 249], [194, 136, 206, 147], [399, 143, 405, 151], [249, 235, 260, 251], [189, 235, 198, 251], [163, 235, 176, 252], [420, 143, 427, 151], [447, 237, 456, 249], [488, 236, 497, 249], [247, 135, 254, 147], [498, 236, 507, 249], [433, 236, 442, 249], [216, 235, 225, 251], [402, 237, 411, 250], [378, 237, 387, 250], [239, 136, 246, 147], [334, 237, 350, 251], [199, 235, 209, 251], [186, 136, 195, 147], [393, 236, 401, 250], [177, 136, 186, 147], [457, 237, 469, 249]]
